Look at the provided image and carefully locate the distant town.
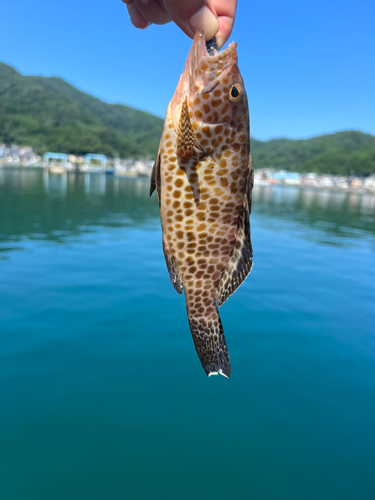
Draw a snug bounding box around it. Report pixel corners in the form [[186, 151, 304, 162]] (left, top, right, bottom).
[[0, 144, 153, 178], [1, 143, 375, 193]]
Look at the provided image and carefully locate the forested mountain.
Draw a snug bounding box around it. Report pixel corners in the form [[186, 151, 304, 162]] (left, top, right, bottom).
[[251, 131, 375, 176], [0, 62, 163, 158], [1, 61, 374, 174]]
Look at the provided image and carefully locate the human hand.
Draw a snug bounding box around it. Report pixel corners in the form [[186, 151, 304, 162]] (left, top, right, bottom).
[[121, 0, 237, 49]]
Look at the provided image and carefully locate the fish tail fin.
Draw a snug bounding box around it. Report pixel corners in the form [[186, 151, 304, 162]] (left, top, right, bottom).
[[187, 302, 231, 378]]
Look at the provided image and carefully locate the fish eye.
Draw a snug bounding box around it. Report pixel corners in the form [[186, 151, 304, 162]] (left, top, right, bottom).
[[229, 84, 242, 102]]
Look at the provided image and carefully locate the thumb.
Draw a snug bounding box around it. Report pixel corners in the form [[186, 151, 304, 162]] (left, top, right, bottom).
[[163, 0, 219, 43]]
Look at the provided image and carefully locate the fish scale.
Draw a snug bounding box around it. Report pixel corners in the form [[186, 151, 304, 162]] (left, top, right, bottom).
[[150, 30, 253, 377]]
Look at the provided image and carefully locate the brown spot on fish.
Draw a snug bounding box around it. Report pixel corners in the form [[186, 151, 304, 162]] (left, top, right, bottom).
[[202, 126, 211, 137]]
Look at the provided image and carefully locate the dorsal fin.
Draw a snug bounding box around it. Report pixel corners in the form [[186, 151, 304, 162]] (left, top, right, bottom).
[[176, 97, 197, 160], [216, 157, 254, 307]]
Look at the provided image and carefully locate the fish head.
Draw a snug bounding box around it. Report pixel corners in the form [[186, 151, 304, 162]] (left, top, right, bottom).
[[170, 30, 249, 157]]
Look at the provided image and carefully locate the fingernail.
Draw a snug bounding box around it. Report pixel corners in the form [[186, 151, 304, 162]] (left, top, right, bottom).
[[215, 33, 224, 50], [190, 6, 219, 41]]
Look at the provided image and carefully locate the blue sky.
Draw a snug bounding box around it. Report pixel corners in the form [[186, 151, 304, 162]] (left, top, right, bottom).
[[1, 0, 374, 140]]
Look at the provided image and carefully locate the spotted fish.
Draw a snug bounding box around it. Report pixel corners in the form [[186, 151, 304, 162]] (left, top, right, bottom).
[[150, 30, 253, 378]]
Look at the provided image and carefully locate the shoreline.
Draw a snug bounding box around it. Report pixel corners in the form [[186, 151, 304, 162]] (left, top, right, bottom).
[[1, 163, 375, 196], [253, 179, 375, 195]]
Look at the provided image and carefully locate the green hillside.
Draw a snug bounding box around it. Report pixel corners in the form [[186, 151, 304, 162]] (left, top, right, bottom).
[[251, 131, 375, 176], [1, 61, 374, 174], [0, 62, 163, 158]]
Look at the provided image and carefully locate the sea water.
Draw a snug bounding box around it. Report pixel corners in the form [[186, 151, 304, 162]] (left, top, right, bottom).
[[1, 168, 374, 500]]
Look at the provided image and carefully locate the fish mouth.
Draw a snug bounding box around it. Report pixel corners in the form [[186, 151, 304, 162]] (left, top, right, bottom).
[[192, 29, 237, 64], [170, 30, 238, 129], [205, 36, 217, 56], [189, 30, 238, 90]]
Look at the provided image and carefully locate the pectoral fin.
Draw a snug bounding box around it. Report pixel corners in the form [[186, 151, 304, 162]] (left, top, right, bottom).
[[176, 98, 199, 160]]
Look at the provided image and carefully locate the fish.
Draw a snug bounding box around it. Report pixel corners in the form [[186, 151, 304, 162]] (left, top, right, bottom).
[[150, 30, 253, 378]]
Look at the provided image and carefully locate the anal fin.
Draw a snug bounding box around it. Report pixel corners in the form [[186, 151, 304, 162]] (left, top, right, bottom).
[[163, 239, 183, 294]]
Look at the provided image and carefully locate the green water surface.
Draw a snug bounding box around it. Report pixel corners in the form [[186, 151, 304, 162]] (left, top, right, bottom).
[[1, 168, 374, 500]]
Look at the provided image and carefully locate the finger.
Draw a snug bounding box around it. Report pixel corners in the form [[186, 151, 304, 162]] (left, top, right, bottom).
[[214, 0, 237, 48], [122, 1, 150, 29], [130, 0, 170, 26], [162, 0, 237, 49], [121, 0, 237, 48]]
